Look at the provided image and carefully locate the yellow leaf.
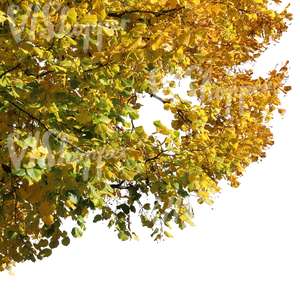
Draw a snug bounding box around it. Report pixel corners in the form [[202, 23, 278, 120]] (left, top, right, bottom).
[[42, 215, 54, 226], [67, 8, 77, 24], [39, 201, 55, 216], [151, 37, 164, 51], [102, 26, 114, 37], [81, 15, 98, 25]]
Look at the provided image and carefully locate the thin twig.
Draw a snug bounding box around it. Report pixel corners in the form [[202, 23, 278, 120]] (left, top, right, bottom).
[[108, 7, 184, 18], [149, 93, 171, 104], [0, 63, 21, 79], [0, 93, 85, 153]]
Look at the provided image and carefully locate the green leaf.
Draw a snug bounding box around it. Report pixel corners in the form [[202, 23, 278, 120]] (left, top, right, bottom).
[[62, 237, 71, 246], [26, 168, 43, 182], [118, 231, 130, 241], [39, 248, 52, 258], [71, 227, 83, 238]]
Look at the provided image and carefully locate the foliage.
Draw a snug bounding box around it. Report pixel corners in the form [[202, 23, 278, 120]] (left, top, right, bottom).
[[0, 0, 292, 271]]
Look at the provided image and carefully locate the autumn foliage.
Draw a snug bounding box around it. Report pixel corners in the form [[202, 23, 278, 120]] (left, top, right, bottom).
[[0, 0, 292, 271]]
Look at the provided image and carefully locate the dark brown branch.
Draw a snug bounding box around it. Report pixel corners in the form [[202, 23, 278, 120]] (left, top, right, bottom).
[[110, 180, 125, 189], [145, 151, 167, 163], [110, 181, 135, 190], [0, 63, 21, 79], [108, 7, 184, 19], [149, 93, 171, 104]]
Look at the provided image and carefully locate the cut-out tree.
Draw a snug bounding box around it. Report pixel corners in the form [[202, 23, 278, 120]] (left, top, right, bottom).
[[0, 0, 292, 271]]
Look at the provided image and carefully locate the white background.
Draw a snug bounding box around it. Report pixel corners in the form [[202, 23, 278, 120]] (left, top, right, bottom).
[[1, 1, 299, 299]]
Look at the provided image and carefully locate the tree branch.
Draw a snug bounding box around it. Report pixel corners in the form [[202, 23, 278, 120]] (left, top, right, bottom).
[[0, 92, 85, 153], [107, 7, 184, 19], [145, 150, 168, 163], [110, 181, 135, 190], [0, 63, 21, 79], [149, 93, 171, 104]]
